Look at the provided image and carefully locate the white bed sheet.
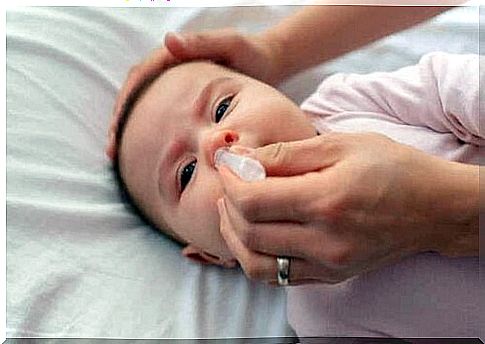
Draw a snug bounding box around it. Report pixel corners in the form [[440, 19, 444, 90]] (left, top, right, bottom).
[[6, 4, 480, 340]]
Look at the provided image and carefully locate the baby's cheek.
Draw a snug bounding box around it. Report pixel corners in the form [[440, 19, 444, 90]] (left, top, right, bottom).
[[184, 174, 227, 252]]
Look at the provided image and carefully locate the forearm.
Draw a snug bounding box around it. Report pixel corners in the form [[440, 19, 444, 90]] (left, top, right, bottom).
[[263, 6, 451, 80], [429, 160, 479, 257]]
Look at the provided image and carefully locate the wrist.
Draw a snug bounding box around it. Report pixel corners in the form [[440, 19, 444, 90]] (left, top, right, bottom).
[[427, 160, 479, 257]]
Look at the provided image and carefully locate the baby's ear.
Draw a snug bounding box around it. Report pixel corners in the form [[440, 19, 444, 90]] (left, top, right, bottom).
[[182, 244, 237, 268]]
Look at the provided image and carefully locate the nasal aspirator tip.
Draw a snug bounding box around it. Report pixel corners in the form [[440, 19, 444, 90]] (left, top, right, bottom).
[[214, 148, 266, 182]]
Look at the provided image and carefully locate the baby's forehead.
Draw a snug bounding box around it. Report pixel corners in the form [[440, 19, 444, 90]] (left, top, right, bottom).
[[162, 60, 234, 82], [140, 60, 240, 108]]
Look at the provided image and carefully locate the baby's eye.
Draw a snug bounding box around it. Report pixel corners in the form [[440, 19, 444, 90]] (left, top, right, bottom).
[[179, 160, 197, 193], [214, 96, 233, 123]]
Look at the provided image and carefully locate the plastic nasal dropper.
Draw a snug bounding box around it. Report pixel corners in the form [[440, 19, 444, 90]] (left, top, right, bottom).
[[214, 148, 266, 181]]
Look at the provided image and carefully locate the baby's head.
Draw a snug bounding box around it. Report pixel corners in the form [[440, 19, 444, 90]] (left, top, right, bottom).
[[114, 60, 316, 267]]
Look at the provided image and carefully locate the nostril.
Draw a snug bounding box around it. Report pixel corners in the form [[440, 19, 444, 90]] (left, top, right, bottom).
[[224, 133, 234, 144]]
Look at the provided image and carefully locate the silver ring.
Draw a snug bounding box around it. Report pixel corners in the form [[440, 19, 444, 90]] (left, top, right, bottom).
[[277, 257, 290, 286]]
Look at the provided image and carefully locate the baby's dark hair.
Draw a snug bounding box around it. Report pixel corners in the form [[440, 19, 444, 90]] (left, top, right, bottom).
[[111, 65, 187, 245]]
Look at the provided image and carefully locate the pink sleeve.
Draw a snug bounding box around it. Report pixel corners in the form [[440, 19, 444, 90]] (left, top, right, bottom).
[[302, 52, 483, 145]]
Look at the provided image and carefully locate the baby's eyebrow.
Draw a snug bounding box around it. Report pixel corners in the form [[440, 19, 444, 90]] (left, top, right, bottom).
[[192, 76, 233, 120]]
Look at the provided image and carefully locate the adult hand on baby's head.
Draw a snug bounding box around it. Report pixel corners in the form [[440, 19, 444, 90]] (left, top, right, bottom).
[[106, 29, 283, 160], [217, 133, 478, 285], [162, 29, 284, 85]]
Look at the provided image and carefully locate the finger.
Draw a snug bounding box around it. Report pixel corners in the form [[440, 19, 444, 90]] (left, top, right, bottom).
[[222, 197, 353, 269], [111, 70, 143, 121], [253, 133, 343, 176], [217, 164, 338, 223], [142, 44, 179, 74], [111, 45, 178, 124], [218, 198, 337, 284], [105, 140, 116, 160], [218, 165, 311, 222], [165, 29, 238, 64], [218, 198, 275, 282], [112, 48, 177, 119], [221, 196, 312, 259]]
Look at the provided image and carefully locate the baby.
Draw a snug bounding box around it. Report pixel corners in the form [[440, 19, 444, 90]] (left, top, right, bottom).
[[113, 60, 318, 267], [113, 52, 480, 268]]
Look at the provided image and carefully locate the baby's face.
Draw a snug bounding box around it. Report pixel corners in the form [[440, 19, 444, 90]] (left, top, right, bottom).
[[119, 61, 316, 264]]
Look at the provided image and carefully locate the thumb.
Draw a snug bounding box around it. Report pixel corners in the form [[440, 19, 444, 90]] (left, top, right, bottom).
[[253, 134, 341, 176], [164, 30, 236, 63]]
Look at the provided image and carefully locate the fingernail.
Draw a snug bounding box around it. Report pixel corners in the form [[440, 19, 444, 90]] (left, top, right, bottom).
[[167, 32, 186, 47], [229, 145, 256, 157]]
